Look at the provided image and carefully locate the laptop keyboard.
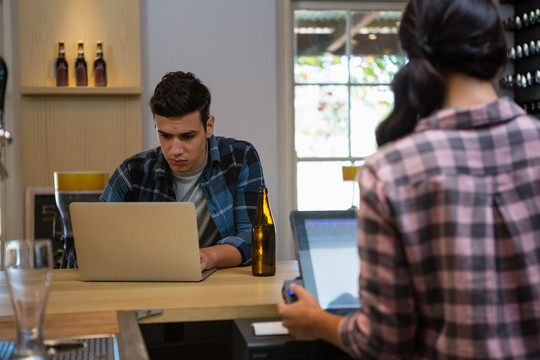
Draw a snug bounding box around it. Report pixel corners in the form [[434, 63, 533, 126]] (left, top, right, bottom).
[[0, 335, 118, 360]]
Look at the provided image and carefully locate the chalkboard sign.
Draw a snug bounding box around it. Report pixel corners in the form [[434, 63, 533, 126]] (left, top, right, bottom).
[[25, 187, 62, 240]]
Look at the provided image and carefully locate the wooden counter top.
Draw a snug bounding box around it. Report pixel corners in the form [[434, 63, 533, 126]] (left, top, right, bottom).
[[0, 261, 299, 340]]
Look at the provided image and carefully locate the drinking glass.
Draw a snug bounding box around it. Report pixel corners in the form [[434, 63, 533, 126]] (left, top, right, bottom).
[[4, 239, 53, 360]]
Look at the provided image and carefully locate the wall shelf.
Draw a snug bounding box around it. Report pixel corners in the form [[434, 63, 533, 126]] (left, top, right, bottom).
[[20, 86, 142, 96], [18, 0, 143, 207]]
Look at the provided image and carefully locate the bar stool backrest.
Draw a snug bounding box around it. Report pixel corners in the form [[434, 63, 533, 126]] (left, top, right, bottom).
[[53, 171, 108, 268]]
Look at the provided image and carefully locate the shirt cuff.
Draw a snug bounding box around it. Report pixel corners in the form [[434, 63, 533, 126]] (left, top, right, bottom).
[[217, 234, 252, 266]]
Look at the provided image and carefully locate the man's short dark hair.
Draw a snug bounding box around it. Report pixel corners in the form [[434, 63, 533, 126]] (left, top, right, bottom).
[[149, 71, 212, 130]]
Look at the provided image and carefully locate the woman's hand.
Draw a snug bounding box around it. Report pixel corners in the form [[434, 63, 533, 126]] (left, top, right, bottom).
[[277, 283, 327, 339], [278, 283, 345, 350]]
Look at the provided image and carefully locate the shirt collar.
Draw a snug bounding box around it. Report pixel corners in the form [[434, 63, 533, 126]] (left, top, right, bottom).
[[207, 134, 221, 166], [414, 97, 526, 132]]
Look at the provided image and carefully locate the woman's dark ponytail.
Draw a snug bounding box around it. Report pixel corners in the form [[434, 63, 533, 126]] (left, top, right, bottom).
[[375, 0, 507, 147], [376, 58, 445, 147]]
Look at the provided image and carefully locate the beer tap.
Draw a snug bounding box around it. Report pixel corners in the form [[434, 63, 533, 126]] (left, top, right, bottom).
[[0, 57, 13, 179]]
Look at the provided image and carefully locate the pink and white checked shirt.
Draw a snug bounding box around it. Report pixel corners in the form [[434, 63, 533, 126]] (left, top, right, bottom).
[[339, 97, 540, 359]]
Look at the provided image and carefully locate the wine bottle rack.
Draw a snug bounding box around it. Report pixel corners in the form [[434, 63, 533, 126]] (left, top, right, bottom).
[[501, 0, 540, 116]]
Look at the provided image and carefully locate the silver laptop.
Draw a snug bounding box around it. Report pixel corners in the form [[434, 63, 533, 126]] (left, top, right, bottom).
[[70, 202, 217, 282]]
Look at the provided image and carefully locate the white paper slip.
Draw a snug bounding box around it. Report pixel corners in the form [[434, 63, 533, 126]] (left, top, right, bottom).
[[252, 321, 290, 336]]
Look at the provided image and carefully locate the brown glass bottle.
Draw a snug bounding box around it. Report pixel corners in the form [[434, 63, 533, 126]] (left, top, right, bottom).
[[251, 187, 276, 276], [74, 41, 88, 86], [93, 42, 107, 86], [55, 41, 68, 86]]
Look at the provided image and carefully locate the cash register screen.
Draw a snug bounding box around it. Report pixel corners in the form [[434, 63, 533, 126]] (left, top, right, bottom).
[[290, 210, 361, 313]]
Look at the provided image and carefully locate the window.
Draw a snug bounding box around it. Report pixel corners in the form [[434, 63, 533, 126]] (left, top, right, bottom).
[[293, 6, 405, 210]]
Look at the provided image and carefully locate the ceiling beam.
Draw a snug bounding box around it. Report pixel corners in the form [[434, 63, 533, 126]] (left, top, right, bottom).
[[325, 12, 378, 53]]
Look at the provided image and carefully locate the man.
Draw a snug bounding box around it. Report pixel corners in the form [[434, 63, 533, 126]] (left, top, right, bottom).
[[278, 0, 540, 359], [101, 71, 265, 271]]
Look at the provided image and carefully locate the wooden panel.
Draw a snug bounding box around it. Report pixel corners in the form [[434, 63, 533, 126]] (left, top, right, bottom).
[[18, 0, 141, 88], [21, 95, 142, 189], [17, 0, 143, 232]]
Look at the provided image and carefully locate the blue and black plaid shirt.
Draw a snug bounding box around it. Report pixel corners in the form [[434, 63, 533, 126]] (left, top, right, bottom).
[[100, 135, 266, 264]]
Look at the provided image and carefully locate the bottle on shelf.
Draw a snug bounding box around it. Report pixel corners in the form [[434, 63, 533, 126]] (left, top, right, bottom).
[[55, 41, 68, 86], [93, 42, 107, 87], [74, 41, 88, 86], [251, 186, 276, 276]]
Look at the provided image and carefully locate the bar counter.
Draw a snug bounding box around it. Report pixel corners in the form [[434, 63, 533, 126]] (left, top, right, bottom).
[[0, 261, 299, 341]]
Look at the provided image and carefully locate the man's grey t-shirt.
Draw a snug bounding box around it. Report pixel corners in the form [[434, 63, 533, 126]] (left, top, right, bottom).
[[170, 161, 220, 248]]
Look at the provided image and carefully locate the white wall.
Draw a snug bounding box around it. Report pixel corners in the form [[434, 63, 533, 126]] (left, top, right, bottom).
[[140, 0, 293, 259]]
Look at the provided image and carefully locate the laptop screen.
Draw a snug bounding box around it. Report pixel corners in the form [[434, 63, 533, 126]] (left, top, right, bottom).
[[290, 210, 361, 313]]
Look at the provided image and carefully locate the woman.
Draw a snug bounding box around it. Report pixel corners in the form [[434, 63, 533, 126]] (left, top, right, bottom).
[[278, 0, 540, 359]]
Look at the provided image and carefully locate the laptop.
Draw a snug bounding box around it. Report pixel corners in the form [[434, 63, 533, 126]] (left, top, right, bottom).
[[289, 210, 361, 315], [69, 202, 217, 282]]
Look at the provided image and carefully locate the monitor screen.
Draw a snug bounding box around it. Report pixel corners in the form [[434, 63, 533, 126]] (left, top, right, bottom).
[[291, 210, 361, 313]]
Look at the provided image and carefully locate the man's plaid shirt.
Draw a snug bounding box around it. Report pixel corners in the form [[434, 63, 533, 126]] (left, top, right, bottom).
[[100, 135, 265, 264]]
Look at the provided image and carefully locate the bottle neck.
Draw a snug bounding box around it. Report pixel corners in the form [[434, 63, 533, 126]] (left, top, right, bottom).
[[254, 189, 273, 225]]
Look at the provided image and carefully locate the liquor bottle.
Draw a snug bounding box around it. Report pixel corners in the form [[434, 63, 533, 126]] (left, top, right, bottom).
[[93, 42, 107, 87], [251, 187, 276, 276], [55, 41, 68, 86], [74, 41, 88, 86]]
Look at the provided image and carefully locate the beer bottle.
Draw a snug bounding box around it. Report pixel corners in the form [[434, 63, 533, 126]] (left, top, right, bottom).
[[74, 41, 88, 86], [93, 42, 107, 87], [251, 187, 276, 276], [55, 41, 68, 86]]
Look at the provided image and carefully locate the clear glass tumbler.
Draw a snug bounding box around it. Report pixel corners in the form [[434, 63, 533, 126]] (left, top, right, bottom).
[[4, 239, 53, 360]]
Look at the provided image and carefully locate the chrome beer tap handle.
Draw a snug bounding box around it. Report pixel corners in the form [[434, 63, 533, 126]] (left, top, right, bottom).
[[0, 56, 12, 180], [0, 128, 13, 147]]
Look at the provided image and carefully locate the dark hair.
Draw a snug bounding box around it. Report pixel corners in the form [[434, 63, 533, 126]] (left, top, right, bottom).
[[149, 71, 212, 130], [375, 0, 507, 147]]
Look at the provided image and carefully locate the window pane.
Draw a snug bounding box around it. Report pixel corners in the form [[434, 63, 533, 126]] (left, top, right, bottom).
[[297, 161, 360, 211], [350, 55, 403, 84], [293, 7, 404, 211], [295, 85, 349, 158], [350, 11, 404, 84], [350, 85, 393, 157], [294, 10, 348, 84]]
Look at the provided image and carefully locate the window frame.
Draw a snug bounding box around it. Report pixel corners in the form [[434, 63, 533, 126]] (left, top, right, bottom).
[[275, 0, 406, 259]]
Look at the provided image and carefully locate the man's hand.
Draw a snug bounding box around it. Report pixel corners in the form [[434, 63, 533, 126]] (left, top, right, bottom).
[[277, 283, 344, 348], [199, 244, 242, 271], [199, 247, 215, 271]]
